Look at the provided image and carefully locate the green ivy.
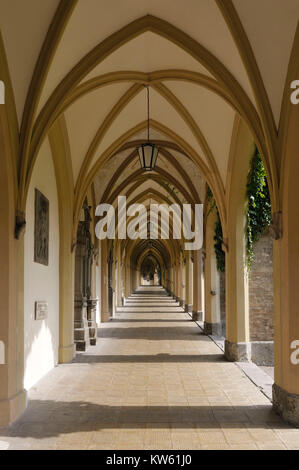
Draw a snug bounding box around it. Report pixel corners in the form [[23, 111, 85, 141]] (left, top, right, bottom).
[[214, 215, 225, 272], [206, 186, 216, 216], [206, 187, 225, 272], [206, 149, 271, 272], [246, 148, 272, 268], [179, 246, 186, 266]]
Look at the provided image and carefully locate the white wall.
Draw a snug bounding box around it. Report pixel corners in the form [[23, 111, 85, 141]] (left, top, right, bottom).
[[24, 137, 59, 390]]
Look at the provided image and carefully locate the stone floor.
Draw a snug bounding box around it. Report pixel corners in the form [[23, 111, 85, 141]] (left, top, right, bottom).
[[1, 286, 299, 450]]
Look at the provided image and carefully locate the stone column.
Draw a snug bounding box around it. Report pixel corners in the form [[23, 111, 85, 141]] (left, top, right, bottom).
[[121, 261, 125, 305], [169, 264, 174, 296], [133, 268, 139, 291], [100, 239, 110, 321], [180, 259, 186, 308], [112, 255, 117, 316], [192, 249, 204, 321], [86, 244, 98, 346], [74, 222, 90, 351], [0, 112, 27, 425], [225, 224, 250, 361], [49, 121, 76, 363], [184, 252, 193, 313], [116, 243, 122, 308], [224, 119, 252, 362], [175, 262, 180, 302], [125, 260, 131, 299], [204, 210, 222, 336], [272, 96, 299, 426]]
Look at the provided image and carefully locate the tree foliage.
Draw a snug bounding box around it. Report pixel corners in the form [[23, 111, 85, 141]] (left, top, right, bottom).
[[206, 187, 225, 272]]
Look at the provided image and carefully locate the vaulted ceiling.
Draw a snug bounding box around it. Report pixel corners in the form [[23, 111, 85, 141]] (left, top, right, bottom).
[[1, 0, 298, 260]]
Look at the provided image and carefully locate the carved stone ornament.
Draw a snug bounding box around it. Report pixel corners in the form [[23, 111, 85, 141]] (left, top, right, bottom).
[[34, 189, 49, 266]]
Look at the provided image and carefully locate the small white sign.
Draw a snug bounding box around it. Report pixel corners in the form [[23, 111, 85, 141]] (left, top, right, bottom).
[[35, 301, 48, 320]]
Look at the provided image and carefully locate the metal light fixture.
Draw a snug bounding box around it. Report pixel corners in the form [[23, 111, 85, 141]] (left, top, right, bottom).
[[137, 86, 159, 171]]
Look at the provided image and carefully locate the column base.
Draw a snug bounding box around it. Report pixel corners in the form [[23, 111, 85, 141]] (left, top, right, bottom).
[[192, 311, 203, 321], [203, 321, 222, 337], [59, 343, 76, 363], [88, 321, 97, 346], [273, 383, 299, 427], [225, 340, 251, 362], [0, 389, 27, 427], [185, 304, 193, 313], [179, 299, 185, 308], [74, 325, 90, 351], [75, 340, 87, 351]]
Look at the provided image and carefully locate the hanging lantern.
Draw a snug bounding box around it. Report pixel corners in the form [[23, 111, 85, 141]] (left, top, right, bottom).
[[137, 86, 159, 171], [138, 142, 159, 171]]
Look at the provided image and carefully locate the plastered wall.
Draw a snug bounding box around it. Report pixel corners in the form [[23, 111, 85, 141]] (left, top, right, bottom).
[[24, 138, 59, 390]]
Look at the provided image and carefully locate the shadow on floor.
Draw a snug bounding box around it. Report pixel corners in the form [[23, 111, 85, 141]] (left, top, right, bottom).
[[0, 401, 283, 439], [97, 327, 205, 340], [110, 319, 192, 323], [73, 354, 227, 363]]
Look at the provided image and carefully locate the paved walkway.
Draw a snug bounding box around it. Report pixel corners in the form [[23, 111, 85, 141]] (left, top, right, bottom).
[[1, 286, 299, 450]]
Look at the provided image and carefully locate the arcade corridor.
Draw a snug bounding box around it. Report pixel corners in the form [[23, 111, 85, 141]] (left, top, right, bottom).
[[0, 286, 298, 450], [1, 1, 299, 449]]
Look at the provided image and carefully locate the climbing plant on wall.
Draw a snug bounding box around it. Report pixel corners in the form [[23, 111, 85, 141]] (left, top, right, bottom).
[[246, 147, 272, 268], [214, 215, 225, 272], [206, 187, 225, 272]]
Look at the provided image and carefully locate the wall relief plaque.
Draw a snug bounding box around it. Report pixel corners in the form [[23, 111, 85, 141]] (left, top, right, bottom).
[[35, 301, 48, 320], [34, 188, 49, 266]]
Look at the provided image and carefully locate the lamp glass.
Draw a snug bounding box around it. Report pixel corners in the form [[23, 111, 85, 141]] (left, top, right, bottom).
[[138, 143, 159, 171]]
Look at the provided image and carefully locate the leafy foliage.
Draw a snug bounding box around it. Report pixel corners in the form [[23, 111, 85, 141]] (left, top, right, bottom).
[[214, 215, 225, 272], [179, 246, 186, 266], [206, 187, 225, 272], [206, 149, 271, 272], [246, 148, 272, 268], [206, 186, 216, 216]]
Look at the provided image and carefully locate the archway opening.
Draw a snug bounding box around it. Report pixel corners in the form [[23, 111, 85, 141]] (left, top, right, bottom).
[[140, 253, 161, 286]]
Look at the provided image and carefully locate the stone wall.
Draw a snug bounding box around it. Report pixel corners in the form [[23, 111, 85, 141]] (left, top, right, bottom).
[[249, 229, 274, 341]]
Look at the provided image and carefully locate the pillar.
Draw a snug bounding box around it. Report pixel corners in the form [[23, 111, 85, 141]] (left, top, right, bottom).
[[180, 257, 185, 308], [125, 259, 131, 299], [224, 117, 253, 361], [74, 222, 90, 350], [272, 90, 299, 425], [100, 239, 110, 321], [192, 249, 204, 321], [184, 252, 193, 313], [116, 243, 122, 308], [204, 210, 222, 336], [175, 262, 180, 302], [49, 120, 76, 362], [0, 110, 26, 425]]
